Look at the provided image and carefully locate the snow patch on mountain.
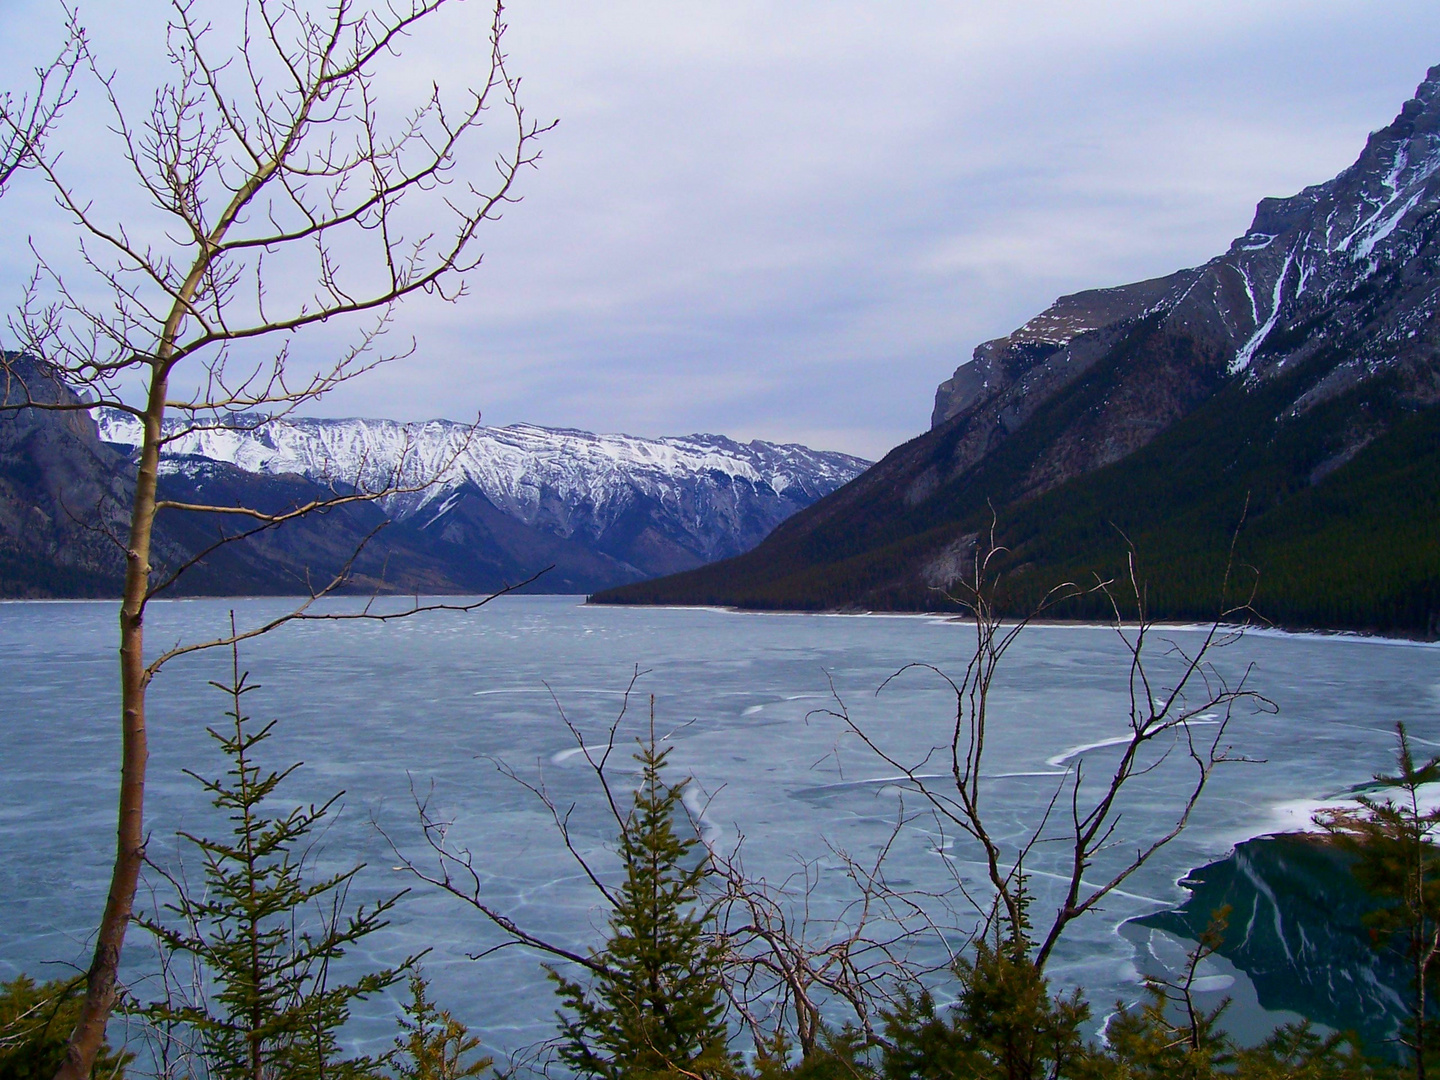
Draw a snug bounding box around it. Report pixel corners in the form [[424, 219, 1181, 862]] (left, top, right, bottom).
[[932, 62, 1440, 437], [96, 411, 871, 541]]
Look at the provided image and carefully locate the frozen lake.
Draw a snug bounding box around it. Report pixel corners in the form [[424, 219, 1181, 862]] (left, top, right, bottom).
[[1, 595, 1436, 1067]]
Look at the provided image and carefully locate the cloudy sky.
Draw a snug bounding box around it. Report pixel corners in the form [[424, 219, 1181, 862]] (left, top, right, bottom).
[[3, 2, 1440, 459]]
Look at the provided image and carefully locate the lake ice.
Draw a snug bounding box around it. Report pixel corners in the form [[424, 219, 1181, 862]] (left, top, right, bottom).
[[1, 595, 1436, 1067]]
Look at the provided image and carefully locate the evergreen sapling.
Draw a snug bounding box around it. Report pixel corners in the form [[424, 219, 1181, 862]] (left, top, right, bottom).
[[136, 639, 411, 1080], [390, 974, 491, 1080], [549, 713, 736, 1079]]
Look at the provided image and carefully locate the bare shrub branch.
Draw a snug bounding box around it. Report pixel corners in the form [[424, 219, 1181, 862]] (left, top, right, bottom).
[[827, 520, 1273, 975]]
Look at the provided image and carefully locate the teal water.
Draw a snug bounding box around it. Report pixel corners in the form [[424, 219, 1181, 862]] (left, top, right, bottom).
[[1, 596, 1436, 1065], [1134, 834, 1405, 1055]]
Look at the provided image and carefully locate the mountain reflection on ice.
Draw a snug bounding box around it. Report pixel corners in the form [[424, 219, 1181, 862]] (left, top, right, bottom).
[[1, 596, 1436, 1066], [1132, 833, 1406, 1057]]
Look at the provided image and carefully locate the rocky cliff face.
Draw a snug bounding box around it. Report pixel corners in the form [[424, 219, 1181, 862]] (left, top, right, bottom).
[[595, 65, 1440, 630], [928, 63, 1440, 495]]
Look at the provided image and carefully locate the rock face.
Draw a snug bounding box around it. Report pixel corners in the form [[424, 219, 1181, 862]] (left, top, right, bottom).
[[595, 66, 1440, 631], [0, 355, 135, 595], [0, 386, 869, 597], [927, 62, 1440, 499], [930, 275, 1179, 429]]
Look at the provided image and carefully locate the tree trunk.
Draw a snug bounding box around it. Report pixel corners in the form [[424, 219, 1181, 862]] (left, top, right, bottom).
[[55, 377, 165, 1080]]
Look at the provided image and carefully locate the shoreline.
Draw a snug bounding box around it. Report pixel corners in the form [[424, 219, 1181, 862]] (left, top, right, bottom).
[[6, 591, 1439, 647], [601, 601, 1440, 646]]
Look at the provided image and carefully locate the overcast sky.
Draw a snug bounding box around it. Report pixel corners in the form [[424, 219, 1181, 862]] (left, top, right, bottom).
[[3, 2, 1440, 459]]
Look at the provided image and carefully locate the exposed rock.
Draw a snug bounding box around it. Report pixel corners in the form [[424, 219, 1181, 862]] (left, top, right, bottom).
[[925, 61, 1440, 488]]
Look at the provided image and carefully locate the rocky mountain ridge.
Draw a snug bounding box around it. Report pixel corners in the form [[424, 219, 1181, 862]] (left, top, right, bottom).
[[923, 62, 1440, 509], [0, 367, 868, 596], [96, 411, 863, 567], [595, 65, 1440, 632]]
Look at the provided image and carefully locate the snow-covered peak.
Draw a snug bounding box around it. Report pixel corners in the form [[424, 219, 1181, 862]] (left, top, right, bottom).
[[96, 411, 870, 537]]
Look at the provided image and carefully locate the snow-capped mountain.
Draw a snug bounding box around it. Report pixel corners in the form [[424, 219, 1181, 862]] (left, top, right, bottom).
[[97, 412, 862, 535], [599, 63, 1440, 631], [95, 411, 870, 593], [933, 64, 1440, 434]]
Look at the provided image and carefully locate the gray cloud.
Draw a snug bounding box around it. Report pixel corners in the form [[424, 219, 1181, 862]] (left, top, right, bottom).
[[3, 1, 1439, 458]]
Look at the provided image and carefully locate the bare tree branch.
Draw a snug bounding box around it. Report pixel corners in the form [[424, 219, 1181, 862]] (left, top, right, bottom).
[[1, 5, 554, 1075], [0, 6, 84, 195], [836, 517, 1272, 979]]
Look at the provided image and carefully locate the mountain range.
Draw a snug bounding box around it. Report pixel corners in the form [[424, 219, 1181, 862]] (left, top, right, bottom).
[[0, 364, 868, 597], [595, 66, 1440, 634]]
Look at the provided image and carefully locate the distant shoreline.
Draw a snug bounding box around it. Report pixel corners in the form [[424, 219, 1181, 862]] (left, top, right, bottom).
[[6, 591, 1439, 646], [591, 600, 1440, 646]]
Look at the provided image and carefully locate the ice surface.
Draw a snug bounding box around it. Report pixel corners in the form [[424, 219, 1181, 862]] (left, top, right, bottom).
[[1, 598, 1435, 1069]]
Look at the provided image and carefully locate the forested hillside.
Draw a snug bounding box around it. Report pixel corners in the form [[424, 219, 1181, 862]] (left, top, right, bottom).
[[595, 68, 1440, 635]]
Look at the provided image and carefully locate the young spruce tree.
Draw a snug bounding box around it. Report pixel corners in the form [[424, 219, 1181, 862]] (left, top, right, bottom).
[[136, 638, 410, 1080], [390, 973, 492, 1080], [1319, 722, 1440, 1079], [879, 885, 1099, 1080], [549, 711, 737, 1079]]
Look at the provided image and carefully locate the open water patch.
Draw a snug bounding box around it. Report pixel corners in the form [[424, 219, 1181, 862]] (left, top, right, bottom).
[[1130, 833, 1407, 1056]]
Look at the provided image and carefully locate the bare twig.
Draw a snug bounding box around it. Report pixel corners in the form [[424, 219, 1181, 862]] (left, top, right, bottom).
[[0, 5, 84, 195], [5, 4, 554, 1075], [837, 518, 1271, 975]]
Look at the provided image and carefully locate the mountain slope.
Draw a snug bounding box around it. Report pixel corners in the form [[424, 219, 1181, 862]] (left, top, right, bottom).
[[594, 67, 1440, 633], [0, 382, 868, 597], [0, 355, 472, 597], [96, 413, 868, 593], [0, 355, 134, 596]]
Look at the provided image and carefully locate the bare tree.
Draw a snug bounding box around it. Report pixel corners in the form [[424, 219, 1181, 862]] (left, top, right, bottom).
[[830, 528, 1273, 975], [0, 7, 84, 196], [704, 821, 951, 1059], [695, 535, 1272, 1062], [0, 2, 552, 1076]]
